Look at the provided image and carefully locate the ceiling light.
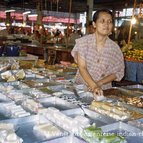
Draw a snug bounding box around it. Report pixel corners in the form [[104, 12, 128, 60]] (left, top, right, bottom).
[[5, 9, 15, 13], [28, 14, 38, 17], [23, 11, 31, 15]]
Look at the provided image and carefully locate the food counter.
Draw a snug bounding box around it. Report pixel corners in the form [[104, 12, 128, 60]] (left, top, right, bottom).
[[0, 63, 143, 143], [46, 46, 74, 64], [21, 43, 74, 63]]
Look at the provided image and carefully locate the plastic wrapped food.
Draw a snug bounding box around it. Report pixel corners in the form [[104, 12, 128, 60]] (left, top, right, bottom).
[[81, 125, 127, 143]]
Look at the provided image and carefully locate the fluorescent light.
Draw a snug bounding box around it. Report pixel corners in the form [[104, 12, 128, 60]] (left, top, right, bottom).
[[23, 11, 31, 15], [5, 9, 15, 13], [121, 18, 131, 21], [28, 14, 38, 17]]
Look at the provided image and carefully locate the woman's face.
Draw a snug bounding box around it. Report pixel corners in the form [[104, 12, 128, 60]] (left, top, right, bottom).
[[94, 12, 113, 36]]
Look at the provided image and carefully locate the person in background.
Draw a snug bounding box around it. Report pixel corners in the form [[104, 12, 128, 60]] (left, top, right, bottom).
[[71, 9, 124, 96], [86, 21, 95, 34], [30, 30, 41, 44], [68, 30, 81, 46]]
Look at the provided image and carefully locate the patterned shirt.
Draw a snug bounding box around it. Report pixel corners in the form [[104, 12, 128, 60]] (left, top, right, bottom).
[[71, 33, 125, 89]]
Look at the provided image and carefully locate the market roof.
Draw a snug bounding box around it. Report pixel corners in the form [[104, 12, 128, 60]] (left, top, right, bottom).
[[0, 0, 142, 13]]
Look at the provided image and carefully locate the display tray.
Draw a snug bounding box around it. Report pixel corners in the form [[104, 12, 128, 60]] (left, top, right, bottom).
[[42, 135, 86, 143], [15, 88, 52, 99], [23, 80, 62, 88], [104, 87, 142, 97], [63, 108, 116, 127], [119, 102, 143, 115], [104, 87, 143, 108], [2, 81, 30, 90], [77, 91, 112, 105], [89, 100, 143, 121], [121, 84, 143, 96], [58, 94, 89, 107], [0, 101, 31, 119], [0, 112, 10, 120], [0, 115, 68, 143], [101, 122, 143, 143], [128, 118, 143, 130], [25, 73, 45, 80], [0, 93, 12, 102], [23, 80, 51, 88], [38, 97, 79, 110], [48, 85, 66, 92]]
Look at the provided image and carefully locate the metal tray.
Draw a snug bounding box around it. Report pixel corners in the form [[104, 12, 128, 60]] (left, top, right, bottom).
[[0, 111, 11, 120], [48, 85, 66, 92], [122, 84, 143, 90], [0, 115, 68, 143], [116, 102, 143, 120], [121, 84, 143, 96], [0, 93, 12, 102], [22, 80, 50, 88], [105, 87, 142, 97], [119, 86, 143, 97], [78, 92, 95, 105], [2, 81, 30, 89], [128, 118, 143, 130], [101, 122, 143, 143], [118, 102, 143, 114], [38, 97, 79, 110], [42, 134, 86, 143], [63, 108, 116, 127], [9, 87, 52, 100], [1, 101, 31, 118], [58, 94, 89, 107]]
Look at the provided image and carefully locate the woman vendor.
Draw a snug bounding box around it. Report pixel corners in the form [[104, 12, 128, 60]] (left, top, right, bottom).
[[71, 9, 124, 96]]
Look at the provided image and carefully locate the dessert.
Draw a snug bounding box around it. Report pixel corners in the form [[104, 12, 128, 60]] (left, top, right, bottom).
[[33, 123, 62, 138]]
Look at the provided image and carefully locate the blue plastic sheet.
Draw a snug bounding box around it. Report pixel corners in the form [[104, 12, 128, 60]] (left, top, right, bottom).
[[125, 61, 143, 83]]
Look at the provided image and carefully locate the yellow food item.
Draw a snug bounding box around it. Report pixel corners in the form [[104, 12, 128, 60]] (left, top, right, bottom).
[[7, 76, 16, 82], [15, 69, 25, 80]]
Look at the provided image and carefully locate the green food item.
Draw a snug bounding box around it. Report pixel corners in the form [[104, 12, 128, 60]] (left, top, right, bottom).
[[81, 125, 127, 143], [101, 134, 126, 143], [40, 87, 54, 94], [81, 125, 103, 143]]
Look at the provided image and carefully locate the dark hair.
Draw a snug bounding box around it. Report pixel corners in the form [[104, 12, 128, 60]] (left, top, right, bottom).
[[93, 9, 114, 23], [85, 20, 93, 27], [88, 21, 93, 26]]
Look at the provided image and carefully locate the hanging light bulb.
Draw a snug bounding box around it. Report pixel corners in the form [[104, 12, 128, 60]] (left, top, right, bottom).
[[131, 17, 136, 25]]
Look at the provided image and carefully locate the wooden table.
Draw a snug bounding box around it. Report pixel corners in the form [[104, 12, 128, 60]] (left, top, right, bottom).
[[47, 46, 74, 64], [21, 43, 74, 63], [21, 43, 44, 59]]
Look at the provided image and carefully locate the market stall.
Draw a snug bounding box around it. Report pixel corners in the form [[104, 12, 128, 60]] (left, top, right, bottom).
[[0, 60, 143, 143], [122, 39, 143, 83]]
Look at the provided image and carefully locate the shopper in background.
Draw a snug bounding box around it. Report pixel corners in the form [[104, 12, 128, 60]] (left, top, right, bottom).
[[68, 30, 81, 46], [30, 30, 41, 44], [71, 9, 124, 96], [86, 21, 95, 34]]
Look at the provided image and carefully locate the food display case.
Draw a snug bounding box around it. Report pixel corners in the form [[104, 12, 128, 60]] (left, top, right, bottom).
[[0, 64, 143, 143]]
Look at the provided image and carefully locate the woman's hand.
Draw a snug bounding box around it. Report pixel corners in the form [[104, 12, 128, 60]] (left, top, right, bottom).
[[93, 86, 103, 96], [88, 84, 103, 96]]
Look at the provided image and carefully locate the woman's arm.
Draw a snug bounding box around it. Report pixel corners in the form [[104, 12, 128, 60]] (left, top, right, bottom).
[[77, 53, 103, 95], [97, 74, 116, 86]]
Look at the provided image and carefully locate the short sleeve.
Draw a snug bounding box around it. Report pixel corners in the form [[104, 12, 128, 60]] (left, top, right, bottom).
[[71, 37, 87, 63]]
